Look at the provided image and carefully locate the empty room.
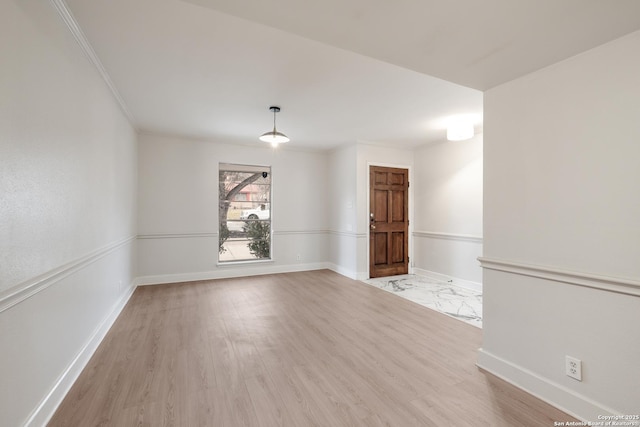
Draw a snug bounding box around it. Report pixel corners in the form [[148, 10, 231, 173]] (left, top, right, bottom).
[[2, 0, 640, 425]]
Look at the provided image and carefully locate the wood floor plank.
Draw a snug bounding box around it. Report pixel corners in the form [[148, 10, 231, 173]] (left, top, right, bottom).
[[49, 269, 577, 426]]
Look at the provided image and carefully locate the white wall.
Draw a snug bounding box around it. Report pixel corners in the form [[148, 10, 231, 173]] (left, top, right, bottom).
[[327, 145, 359, 278], [0, 1, 137, 425], [480, 30, 640, 419], [137, 133, 329, 283], [413, 135, 483, 285], [326, 142, 420, 280]]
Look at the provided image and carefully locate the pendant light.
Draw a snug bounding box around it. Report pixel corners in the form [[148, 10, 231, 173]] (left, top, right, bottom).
[[259, 106, 289, 146]]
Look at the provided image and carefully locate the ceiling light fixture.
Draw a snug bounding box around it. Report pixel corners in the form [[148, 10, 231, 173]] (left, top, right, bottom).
[[259, 106, 289, 146], [446, 122, 474, 141]]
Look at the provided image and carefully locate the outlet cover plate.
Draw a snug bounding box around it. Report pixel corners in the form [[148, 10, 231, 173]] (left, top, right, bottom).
[[565, 356, 582, 381]]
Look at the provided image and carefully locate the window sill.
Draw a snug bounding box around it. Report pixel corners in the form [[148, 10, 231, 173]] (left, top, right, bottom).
[[217, 259, 274, 267]]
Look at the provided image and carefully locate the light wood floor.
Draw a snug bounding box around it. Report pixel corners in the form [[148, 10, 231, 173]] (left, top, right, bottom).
[[50, 270, 576, 426]]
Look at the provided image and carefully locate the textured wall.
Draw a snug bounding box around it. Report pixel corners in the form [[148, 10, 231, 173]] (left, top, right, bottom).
[[0, 1, 137, 425]]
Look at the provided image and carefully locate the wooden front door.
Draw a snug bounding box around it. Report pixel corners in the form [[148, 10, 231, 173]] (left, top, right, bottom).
[[369, 166, 409, 278]]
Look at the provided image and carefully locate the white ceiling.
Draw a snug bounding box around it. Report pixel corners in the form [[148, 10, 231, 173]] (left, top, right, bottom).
[[65, 0, 640, 151]]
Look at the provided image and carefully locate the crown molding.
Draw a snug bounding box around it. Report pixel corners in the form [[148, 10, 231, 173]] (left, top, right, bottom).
[[49, 0, 136, 125]]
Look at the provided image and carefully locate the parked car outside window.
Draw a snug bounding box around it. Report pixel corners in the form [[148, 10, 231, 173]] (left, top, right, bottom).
[[240, 204, 270, 220]]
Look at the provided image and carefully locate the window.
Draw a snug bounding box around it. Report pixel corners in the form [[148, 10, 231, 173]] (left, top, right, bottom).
[[218, 163, 271, 262]]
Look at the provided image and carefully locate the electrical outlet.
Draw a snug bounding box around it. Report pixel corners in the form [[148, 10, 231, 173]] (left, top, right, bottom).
[[565, 356, 582, 381], [296, 254, 301, 261]]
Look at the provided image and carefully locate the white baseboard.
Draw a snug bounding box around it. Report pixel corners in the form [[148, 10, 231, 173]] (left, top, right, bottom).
[[136, 262, 331, 286], [413, 268, 482, 292], [356, 272, 369, 281], [327, 263, 357, 280], [476, 348, 618, 423], [326, 263, 370, 281], [28, 283, 137, 427]]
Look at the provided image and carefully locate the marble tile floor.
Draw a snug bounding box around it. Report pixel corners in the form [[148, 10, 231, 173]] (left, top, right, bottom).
[[363, 274, 483, 328]]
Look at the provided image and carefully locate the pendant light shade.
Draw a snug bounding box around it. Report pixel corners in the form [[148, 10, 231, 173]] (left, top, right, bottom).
[[259, 106, 289, 146]]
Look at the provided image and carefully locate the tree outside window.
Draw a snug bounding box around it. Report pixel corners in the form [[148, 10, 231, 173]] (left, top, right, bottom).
[[219, 163, 271, 262]]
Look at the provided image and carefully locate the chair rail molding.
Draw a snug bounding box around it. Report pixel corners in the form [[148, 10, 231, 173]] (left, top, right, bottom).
[[478, 257, 640, 296], [137, 232, 218, 239], [0, 236, 136, 313], [273, 229, 329, 236], [138, 230, 331, 239], [329, 230, 367, 238], [413, 230, 483, 244]]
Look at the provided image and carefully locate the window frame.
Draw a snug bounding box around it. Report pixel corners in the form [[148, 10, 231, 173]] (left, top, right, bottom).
[[218, 163, 273, 264]]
